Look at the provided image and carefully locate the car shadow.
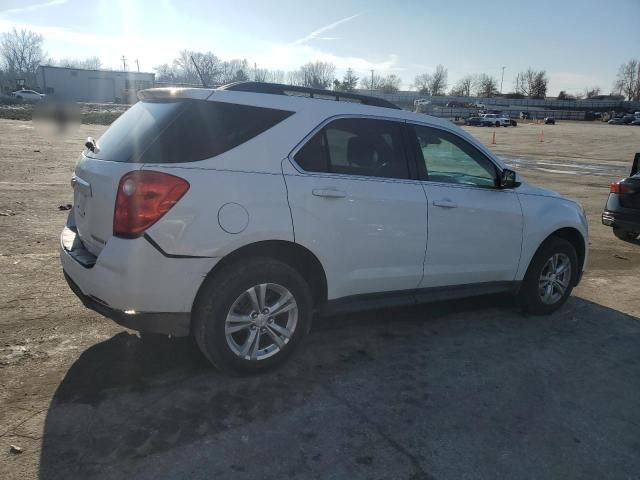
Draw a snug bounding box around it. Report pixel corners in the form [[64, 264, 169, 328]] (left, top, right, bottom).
[[38, 295, 640, 479]]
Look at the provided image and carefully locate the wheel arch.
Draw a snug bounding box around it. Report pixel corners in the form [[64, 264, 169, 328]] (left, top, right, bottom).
[[525, 227, 586, 285], [194, 240, 328, 311]]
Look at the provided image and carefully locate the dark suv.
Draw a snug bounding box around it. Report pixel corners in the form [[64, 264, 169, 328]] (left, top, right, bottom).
[[602, 153, 640, 244]]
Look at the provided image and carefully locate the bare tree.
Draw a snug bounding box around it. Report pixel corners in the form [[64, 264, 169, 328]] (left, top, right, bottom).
[[583, 86, 601, 99], [360, 73, 401, 92], [614, 59, 640, 101], [219, 59, 249, 84], [514, 68, 548, 98], [0, 28, 45, 88], [287, 69, 306, 86], [413, 73, 431, 94], [428, 64, 447, 95], [300, 61, 336, 89], [475, 74, 499, 97], [379, 74, 401, 93], [171, 50, 222, 85], [413, 65, 448, 96], [57, 56, 103, 70], [450, 75, 474, 96]]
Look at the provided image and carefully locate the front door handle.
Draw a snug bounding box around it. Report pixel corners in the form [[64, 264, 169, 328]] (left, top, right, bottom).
[[312, 188, 347, 198], [433, 199, 458, 208]]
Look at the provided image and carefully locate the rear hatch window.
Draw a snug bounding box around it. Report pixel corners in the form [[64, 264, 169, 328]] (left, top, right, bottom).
[[87, 99, 294, 163]]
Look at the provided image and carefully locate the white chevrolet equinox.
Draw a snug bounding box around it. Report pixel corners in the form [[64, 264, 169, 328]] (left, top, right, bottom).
[[61, 82, 588, 373]]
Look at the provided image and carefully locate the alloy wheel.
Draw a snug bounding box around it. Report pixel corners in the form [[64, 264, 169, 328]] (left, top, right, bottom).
[[538, 253, 572, 304], [224, 283, 298, 361]]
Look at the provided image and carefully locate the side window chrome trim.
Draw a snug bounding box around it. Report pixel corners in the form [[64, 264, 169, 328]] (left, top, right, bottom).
[[287, 114, 411, 178]]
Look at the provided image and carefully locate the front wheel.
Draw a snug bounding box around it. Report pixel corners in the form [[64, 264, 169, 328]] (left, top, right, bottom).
[[519, 237, 578, 315], [495, 122, 500, 127], [193, 258, 312, 373]]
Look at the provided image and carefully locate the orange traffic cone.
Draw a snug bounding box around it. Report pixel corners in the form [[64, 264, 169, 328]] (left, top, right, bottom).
[[539, 129, 544, 143], [492, 130, 496, 145]]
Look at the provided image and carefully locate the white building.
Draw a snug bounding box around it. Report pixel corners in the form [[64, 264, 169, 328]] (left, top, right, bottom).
[[36, 65, 155, 103]]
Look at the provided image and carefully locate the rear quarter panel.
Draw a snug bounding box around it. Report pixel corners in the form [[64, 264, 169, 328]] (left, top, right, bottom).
[[143, 167, 294, 258]]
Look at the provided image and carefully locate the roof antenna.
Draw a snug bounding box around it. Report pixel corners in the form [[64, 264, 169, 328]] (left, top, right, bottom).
[[190, 55, 209, 88]]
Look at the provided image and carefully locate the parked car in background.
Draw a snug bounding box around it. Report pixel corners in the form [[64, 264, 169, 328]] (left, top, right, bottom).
[[631, 118, 640, 126], [480, 113, 511, 127], [602, 153, 640, 245], [61, 82, 589, 373], [464, 116, 482, 126], [544, 117, 556, 125], [608, 117, 625, 125], [11, 89, 45, 102], [622, 114, 636, 124]]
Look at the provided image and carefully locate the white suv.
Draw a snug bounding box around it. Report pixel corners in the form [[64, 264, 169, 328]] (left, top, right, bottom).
[[61, 82, 588, 373], [479, 113, 511, 127]]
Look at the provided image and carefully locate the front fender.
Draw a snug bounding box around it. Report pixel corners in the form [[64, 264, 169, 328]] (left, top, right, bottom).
[[515, 193, 588, 281]]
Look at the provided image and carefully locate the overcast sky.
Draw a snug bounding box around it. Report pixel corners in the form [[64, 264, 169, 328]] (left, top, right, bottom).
[[1, 0, 638, 94]]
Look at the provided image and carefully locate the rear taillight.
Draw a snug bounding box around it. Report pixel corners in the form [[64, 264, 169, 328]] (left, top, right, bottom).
[[610, 181, 637, 194], [114, 170, 189, 238]]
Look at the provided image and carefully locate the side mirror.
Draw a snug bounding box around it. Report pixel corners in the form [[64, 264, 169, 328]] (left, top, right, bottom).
[[632, 153, 639, 177], [499, 168, 520, 189]]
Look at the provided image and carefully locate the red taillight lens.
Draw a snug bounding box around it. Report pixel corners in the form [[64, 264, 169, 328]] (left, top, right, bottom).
[[610, 181, 636, 194], [114, 170, 189, 238]]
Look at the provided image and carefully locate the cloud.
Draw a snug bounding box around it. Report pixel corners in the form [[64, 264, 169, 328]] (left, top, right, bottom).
[[292, 13, 360, 45], [0, 0, 67, 16]]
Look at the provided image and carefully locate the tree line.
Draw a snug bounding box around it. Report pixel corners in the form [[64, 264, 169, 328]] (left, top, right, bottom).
[[1, 27, 639, 101]]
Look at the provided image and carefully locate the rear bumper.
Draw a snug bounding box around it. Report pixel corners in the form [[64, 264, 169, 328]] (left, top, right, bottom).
[[60, 222, 217, 336], [64, 271, 190, 336], [602, 210, 640, 232]]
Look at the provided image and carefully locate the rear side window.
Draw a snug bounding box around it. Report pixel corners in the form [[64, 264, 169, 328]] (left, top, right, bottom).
[[294, 118, 409, 179], [89, 100, 294, 163]]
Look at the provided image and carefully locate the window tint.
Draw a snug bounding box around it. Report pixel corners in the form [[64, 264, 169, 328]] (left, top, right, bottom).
[[294, 118, 409, 179], [412, 125, 497, 188], [89, 100, 294, 163], [294, 129, 329, 172]]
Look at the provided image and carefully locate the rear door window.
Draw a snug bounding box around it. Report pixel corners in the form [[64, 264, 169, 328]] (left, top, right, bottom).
[[294, 117, 410, 179], [88, 100, 294, 163]]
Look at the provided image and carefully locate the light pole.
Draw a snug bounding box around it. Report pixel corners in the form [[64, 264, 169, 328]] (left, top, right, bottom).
[[500, 66, 506, 93], [371, 69, 375, 92]]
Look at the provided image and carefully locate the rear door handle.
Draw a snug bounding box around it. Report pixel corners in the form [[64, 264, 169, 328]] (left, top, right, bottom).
[[433, 199, 458, 208], [312, 188, 346, 198]]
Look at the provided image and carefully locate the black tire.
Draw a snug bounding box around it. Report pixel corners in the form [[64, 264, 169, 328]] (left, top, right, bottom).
[[192, 257, 312, 374], [519, 237, 578, 315], [613, 227, 640, 244], [495, 122, 500, 127]]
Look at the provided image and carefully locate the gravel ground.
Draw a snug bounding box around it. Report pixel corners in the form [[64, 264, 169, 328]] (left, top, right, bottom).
[[0, 119, 638, 480]]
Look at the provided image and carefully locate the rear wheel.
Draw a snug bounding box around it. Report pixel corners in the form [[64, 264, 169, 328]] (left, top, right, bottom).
[[193, 258, 312, 373], [519, 237, 578, 315], [495, 121, 500, 127]]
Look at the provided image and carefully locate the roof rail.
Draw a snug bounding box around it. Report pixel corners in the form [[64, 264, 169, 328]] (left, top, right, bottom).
[[218, 81, 401, 110]]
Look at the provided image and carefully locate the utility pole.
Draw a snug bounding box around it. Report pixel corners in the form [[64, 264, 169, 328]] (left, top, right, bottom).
[[135, 58, 140, 72], [254, 62, 257, 81], [121, 55, 127, 72], [500, 66, 506, 93], [370, 69, 375, 92]]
